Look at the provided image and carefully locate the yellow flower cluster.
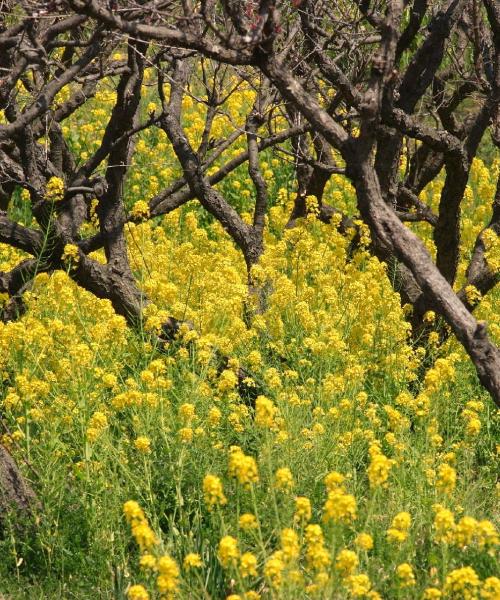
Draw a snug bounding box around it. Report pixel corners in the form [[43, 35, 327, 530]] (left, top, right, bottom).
[[228, 447, 259, 488], [123, 501, 158, 552], [387, 511, 411, 543], [46, 176, 65, 202]]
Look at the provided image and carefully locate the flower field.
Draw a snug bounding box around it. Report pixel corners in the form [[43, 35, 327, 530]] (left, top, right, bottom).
[[0, 81, 499, 600]]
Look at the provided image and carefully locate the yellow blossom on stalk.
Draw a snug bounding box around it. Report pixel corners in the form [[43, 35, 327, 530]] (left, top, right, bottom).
[[228, 447, 259, 487], [280, 528, 300, 560], [454, 516, 478, 548], [443, 566, 480, 598], [436, 463, 456, 494], [396, 563, 415, 587], [202, 474, 227, 510], [62, 244, 79, 265], [130, 520, 158, 552], [127, 584, 150, 600], [367, 446, 395, 488], [46, 176, 65, 201], [432, 504, 455, 544], [130, 200, 150, 221], [464, 285, 482, 306], [123, 500, 145, 523], [123, 501, 158, 552], [139, 553, 156, 570], [323, 488, 357, 523], [179, 427, 193, 443], [179, 403, 196, 423], [304, 524, 331, 571], [465, 415, 481, 437], [324, 471, 345, 491], [387, 511, 411, 543], [134, 436, 151, 453], [355, 533, 374, 551], [346, 574, 372, 597], [255, 395, 277, 427], [305, 524, 324, 547], [218, 369, 238, 393], [263, 552, 285, 589], [476, 519, 499, 549], [183, 553, 202, 570], [208, 407, 222, 427], [294, 496, 312, 523], [239, 513, 258, 531], [156, 555, 179, 596], [422, 588, 442, 599], [275, 467, 294, 491], [423, 310, 436, 324], [481, 577, 500, 599], [239, 552, 258, 578], [86, 410, 108, 442], [336, 549, 359, 576], [218, 536, 239, 568]]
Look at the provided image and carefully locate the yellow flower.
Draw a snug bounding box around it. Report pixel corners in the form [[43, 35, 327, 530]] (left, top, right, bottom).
[[179, 403, 196, 423], [432, 504, 455, 544], [454, 516, 478, 548], [228, 447, 259, 487], [275, 467, 294, 491], [466, 416, 481, 436], [131, 520, 158, 552], [436, 463, 456, 494], [304, 524, 331, 571], [123, 500, 144, 523], [127, 584, 150, 600], [208, 407, 222, 426], [422, 588, 442, 599], [134, 436, 151, 453], [443, 566, 480, 598], [130, 200, 150, 221], [239, 552, 258, 578], [324, 471, 345, 492], [218, 535, 239, 568], [179, 427, 193, 443], [476, 519, 499, 548], [481, 577, 500, 599], [423, 310, 436, 324], [294, 496, 312, 522], [62, 243, 79, 265], [346, 574, 372, 597], [280, 528, 300, 560], [464, 284, 482, 306], [354, 533, 374, 551], [203, 474, 227, 510], [263, 552, 285, 588], [367, 450, 395, 488], [255, 395, 277, 428], [323, 489, 357, 523], [46, 176, 65, 202], [336, 549, 359, 576], [139, 553, 156, 570], [123, 500, 158, 552], [387, 511, 411, 543], [156, 555, 180, 595], [396, 563, 415, 587], [239, 513, 258, 531], [183, 553, 203, 570]]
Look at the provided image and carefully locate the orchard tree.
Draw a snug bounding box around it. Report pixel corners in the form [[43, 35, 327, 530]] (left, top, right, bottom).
[[0, 0, 499, 433]]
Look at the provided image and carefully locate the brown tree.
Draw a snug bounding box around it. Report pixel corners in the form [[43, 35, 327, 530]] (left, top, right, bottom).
[[0, 0, 498, 424]]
